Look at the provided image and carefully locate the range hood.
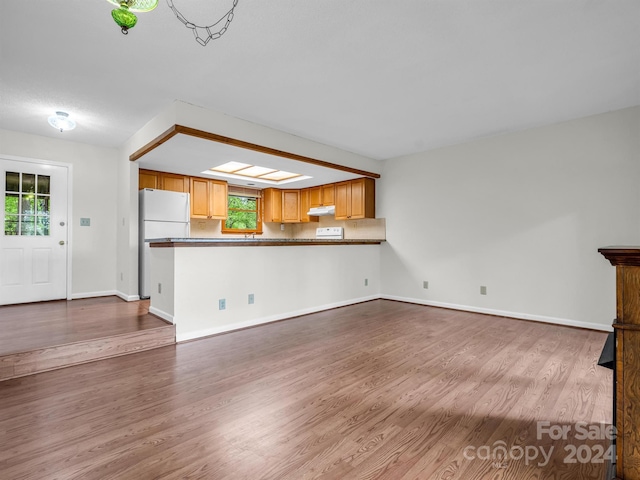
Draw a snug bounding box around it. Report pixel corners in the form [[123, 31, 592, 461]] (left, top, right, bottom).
[[307, 205, 335, 216]]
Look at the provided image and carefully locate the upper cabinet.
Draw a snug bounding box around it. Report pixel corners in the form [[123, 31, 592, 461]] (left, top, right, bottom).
[[309, 184, 335, 207], [334, 178, 375, 220], [138, 170, 189, 192], [190, 177, 228, 219], [262, 188, 283, 223], [160, 173, 190, 193], [139, 169, 159, 190], [139, 169, 227, 219], [299, 189, 318, 223], [282, 190, 300, 223]]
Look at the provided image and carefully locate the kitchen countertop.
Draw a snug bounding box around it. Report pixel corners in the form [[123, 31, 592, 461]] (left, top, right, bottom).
[[147, 238, 385, 247]]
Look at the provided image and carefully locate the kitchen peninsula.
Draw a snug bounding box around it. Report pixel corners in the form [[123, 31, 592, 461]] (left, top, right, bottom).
[[148, 237, 384, 341]]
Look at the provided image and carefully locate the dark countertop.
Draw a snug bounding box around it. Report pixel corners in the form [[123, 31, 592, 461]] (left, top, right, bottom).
[[147, 238, 385, 247]]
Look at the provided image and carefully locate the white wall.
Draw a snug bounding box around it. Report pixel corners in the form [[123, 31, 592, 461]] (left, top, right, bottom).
[[0, 129, 119, 298], [150, 244, 381, 341], [379, 107, 640, 329]]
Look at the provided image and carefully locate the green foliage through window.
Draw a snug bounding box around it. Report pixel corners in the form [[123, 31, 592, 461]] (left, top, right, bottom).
[[224, 195, 261, 233]]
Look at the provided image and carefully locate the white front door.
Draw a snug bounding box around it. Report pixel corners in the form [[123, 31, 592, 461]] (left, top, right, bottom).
[[0, 159, 69, 305]]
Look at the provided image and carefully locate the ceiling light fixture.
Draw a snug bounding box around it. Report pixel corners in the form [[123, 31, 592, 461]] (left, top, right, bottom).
[[106, 0, 158, 34], [47, 111, 76, 132], [167, 0, 239, 46]]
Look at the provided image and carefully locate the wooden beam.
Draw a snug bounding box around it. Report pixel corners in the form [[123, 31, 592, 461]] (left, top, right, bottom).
[[129, 124, 381, 179]]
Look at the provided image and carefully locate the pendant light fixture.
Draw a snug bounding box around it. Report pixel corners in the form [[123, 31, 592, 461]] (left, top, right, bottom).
[[106, 0, 159, 34], [167, 0, 238, 46], [48, 112, 76, 132]]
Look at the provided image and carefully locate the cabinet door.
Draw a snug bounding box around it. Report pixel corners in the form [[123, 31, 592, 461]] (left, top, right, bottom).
[[209, 180, 228, 219], [299, 189, 318, 223], [161, 173, 189, 193], [350, 179, 366, 219], [190, 177, 210, 218], [282, 190, 300, 223], [139, 170, 159, 190], [263, 188, 282, 223], [309, 187, 322, 208], [334, 182, 350, 220], [321, 184, 335, 206]]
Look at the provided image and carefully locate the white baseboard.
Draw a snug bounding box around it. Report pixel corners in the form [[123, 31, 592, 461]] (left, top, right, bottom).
[[149, 306, 174, 324], [382, 295, 613, 332], [176, 295, 380, 342], [116, 291, 140, 302], [71, 290, 118, 300]]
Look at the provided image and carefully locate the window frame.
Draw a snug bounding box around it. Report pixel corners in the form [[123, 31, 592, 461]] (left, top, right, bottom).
[[221, 193, 263, 235]]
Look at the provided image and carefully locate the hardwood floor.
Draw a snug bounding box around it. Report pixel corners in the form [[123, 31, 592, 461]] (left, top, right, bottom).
[[0, 300, 612, 479], [0, 297, 175, 380]]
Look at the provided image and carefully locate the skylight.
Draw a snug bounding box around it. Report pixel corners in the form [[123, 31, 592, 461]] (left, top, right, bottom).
[[204, 162, 310, 185]]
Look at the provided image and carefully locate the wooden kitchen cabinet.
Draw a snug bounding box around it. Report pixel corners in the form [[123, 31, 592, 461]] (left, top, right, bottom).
[[160, 173, 190, 193], [190, 177, 228, 219], [300, 189, 319, 223], [139, 169, 159, 190], [264, 189, 305, 223], [282, 190, 300, 223], [262, 188, 283, 223], [309, 184, 335, 207], [334, 178, 375, 220]]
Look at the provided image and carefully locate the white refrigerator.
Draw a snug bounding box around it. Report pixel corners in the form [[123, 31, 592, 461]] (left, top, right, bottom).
[[139, 188, 190, 299]]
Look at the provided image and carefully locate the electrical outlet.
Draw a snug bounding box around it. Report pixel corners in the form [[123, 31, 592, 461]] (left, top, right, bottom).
[[80, 217, 90, 227], [280, 223, 285, 231], [423, 281, 429, 289], [248, 294, 254, 304], [480, 286, 487, 295], [158, 283, 162, 294], [219, 298, 226, 310], [364, 278, 368, 286]]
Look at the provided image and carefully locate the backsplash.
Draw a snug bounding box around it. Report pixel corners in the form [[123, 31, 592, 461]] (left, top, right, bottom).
[[189, 217, 385, 240], [291, 217, 386, 240]]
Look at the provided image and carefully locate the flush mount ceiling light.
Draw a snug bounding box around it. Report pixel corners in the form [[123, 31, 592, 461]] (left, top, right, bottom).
[[106, 0, 158, 34], [167, 0, 239, 46], [47, 111, 76, 132]]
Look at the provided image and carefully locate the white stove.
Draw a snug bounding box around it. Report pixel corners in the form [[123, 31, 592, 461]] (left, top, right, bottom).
[[315, 227, 344, 240]]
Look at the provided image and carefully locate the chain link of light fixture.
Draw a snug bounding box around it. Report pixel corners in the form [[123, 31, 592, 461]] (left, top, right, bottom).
[[166, 0, 238, 46]]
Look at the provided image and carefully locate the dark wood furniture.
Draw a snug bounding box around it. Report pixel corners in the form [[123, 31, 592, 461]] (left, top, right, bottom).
[[599, 247, 640, 480]]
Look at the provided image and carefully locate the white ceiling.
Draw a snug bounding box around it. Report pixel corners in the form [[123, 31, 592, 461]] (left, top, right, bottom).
[[138, 133, 364, 188], [1, 0, 639, 164]]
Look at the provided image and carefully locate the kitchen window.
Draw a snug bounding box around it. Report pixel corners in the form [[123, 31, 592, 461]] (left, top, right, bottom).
[[222, 187, 262, 234]]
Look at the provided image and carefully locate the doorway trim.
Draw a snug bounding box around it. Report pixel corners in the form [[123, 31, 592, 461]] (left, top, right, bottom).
[[1, 154, 73, 301]]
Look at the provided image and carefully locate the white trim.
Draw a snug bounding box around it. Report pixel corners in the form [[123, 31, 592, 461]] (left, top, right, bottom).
[[149, 306, 174, 323], [70, 290, 117, 300], [116, 291, 141, 302], [176, 295, 380, 342], [381, 295, 613, 332], [0, 154, 74, 302]]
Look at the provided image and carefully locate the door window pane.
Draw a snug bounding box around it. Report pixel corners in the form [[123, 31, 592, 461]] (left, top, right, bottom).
[[37, 217, 50, 236], [4, 216, 18, 235], [36, 197, 50, 216], [37, 176, 50, 194], [6, 172, 19, 192], [21, 216, 36, 236], [4, 173, 51, 236], [5, 194, 19, 214], [22, 174, 36, 193]]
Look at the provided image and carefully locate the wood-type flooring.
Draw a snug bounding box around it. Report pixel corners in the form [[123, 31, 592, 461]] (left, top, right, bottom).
[[0, 299, 612, 479]]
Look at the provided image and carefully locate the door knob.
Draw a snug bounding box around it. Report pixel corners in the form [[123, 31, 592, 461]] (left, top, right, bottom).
[[59, 240, 65, 245], [59, 221, 65, 226]]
